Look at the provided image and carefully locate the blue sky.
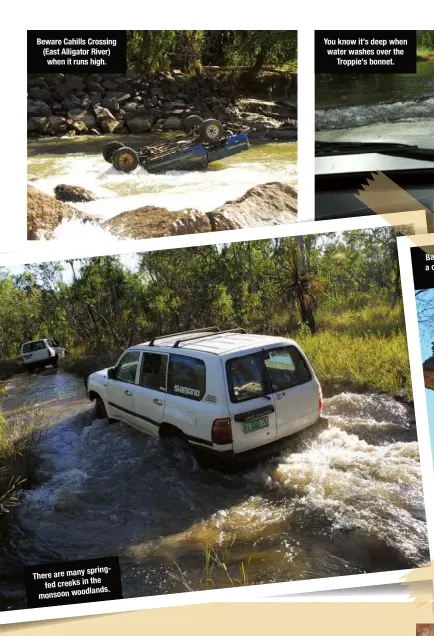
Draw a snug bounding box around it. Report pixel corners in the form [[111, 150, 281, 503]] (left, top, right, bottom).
[[416, 289, 434, 463]]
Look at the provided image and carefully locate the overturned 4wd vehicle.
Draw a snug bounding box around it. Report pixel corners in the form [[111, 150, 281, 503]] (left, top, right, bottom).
[[102, 117, 250, 174]]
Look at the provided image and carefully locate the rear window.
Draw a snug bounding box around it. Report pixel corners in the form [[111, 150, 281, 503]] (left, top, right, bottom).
[[226, 346, 312, 403], [226, 353, 270, 403], [22, 340, 46, 353], [167, 354, 206, 401], [263, 346, 312, 392]]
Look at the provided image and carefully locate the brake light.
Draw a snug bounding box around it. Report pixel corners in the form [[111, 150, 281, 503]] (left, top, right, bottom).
[[318, 386, 324, 412], [211, 418, 233, 445]]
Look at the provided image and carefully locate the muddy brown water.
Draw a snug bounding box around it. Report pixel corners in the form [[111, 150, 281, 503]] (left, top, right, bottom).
[[0, 369, 429, 609]]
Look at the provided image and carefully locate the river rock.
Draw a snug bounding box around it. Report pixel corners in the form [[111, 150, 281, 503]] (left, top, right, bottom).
[[102, 79, 118, 90], [163, 116, 181, 130], [214, 181, 298, 227], [47, 115, 67, 134], [103, 205, 240, 239], [100, 118, 121, 133], [67, 109, 96, 129], [54, 184, 96, 203], [28, 87, 52, 103], [27, 185, 94, 240], [27, 99, 52, 117], [27, 116, 49, 134], [66, 119, 88, 134], [126, 116, 151, 133], [93, 105, 117, 121], [424, 356, 434, 391], [101, 96, 119, 111]]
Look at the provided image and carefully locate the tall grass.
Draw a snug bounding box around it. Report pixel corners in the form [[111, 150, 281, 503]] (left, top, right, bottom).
[[0, 410, 46, 530], [295, 301, 412, 399]]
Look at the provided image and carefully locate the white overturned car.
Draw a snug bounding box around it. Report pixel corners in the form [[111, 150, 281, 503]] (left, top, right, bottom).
[[85, 328, 328, 470]]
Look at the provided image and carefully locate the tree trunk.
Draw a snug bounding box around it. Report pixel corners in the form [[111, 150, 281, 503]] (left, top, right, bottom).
[[142, 31, 152, 73]]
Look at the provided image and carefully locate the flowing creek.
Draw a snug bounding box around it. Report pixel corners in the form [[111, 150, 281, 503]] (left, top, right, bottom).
[[0, 369, 428, 609], [28, 135, 297, 240]]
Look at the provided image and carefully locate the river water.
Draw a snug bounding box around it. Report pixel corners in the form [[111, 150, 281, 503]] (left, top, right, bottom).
[[315, 61, 434, 136], [28, 135, 297, 241], [0, 370, 429, 609]]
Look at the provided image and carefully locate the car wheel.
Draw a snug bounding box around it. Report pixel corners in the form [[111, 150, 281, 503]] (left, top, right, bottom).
[[112, 147, 139, 173], [183, 115, 204, 133], [26, 364, 34, 374], [103, 141, 125, 163], [199, 119, 224, 145], [160, 431, 200, 474], [94, 396, 108, 419]]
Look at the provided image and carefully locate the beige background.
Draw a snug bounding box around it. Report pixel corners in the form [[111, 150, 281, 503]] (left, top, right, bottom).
[[1, 600, 434, 636]]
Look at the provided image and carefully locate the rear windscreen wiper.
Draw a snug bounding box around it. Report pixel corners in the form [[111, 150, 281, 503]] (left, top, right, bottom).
[[315, 141, 434, 162]]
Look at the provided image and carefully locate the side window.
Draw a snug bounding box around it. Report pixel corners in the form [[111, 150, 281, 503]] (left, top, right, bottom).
[[115, 350, 141, 384], [167, 354, 206, 401], [139, 352, 168, 392], [264, 346, 312, 392], [47, 339, 54, 347]]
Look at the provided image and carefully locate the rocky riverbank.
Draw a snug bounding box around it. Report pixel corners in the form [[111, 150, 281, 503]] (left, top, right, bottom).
[[27, 70, 297, 138], [27, 181, 297, 240]]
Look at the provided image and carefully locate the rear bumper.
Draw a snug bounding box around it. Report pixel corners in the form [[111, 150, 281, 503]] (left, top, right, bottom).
[[193, 415, 329, 470]]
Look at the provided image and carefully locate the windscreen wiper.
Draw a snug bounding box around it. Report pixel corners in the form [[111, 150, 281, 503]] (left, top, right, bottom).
[[315, 141, 434, 162]]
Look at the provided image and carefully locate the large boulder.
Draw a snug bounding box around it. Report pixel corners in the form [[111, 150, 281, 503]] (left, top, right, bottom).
[[47, 116, 67, 134], [126, 117, 152, 133], [103, 207, 240, 239], [163, 116, 182, 130], [67, 108, 96, 129], [424, 356, 434, 391], [214, 182, 298, 227], [27, 185, 94, 240], [54, 184, 96, 203], [27, 99, 52, 117]]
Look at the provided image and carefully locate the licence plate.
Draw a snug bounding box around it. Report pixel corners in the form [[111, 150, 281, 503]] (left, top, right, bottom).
[[244, 416, 269, 434]]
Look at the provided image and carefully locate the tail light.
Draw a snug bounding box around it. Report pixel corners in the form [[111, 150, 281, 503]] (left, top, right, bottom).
[[211, 418, 233, 445], [318, 385, 324, 412]]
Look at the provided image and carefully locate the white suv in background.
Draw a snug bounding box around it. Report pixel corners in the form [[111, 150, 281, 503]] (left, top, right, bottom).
[[85, 328, 328, 470], [20, 338, 66, 372]]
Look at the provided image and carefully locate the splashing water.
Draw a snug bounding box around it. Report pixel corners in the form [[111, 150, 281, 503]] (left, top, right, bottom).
[[0, 371, 429, 607]]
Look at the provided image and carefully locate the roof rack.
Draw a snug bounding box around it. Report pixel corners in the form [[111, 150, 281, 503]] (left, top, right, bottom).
[[173, 328, 247, 348], [148, 327, 219, 346]]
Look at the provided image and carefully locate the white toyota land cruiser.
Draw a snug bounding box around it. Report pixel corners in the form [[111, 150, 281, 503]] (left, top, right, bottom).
[[20, 338, 66, 372], [85, 328, 328, 470]]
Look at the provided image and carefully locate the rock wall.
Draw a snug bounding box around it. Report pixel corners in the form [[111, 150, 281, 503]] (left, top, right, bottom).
[[27, 71, 297, 138]]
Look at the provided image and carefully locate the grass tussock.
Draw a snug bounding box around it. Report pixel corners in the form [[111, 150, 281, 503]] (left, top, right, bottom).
[[0, 410, 46, 530], [172, 539, 251, 591]]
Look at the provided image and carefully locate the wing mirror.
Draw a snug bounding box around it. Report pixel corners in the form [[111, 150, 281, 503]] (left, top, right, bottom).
[[107, 367, 116, 380]]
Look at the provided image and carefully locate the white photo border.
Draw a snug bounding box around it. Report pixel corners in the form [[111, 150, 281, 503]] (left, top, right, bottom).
[[1, 213, 433, 626]]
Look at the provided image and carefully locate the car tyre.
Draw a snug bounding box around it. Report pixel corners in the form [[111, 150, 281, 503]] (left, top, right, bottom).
[[103, 141, 125, 164], [160, 430, 200, 474], [199, 119, 224, 145], [112, 147, 139, 173], [94, 396, 108, 419], [183, 115, 204, 133]]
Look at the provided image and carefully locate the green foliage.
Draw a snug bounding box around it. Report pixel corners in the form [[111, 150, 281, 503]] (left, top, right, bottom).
[[417, 30, 434, 55], [126, 30, 297, 74], [0, 228, 410, 397]]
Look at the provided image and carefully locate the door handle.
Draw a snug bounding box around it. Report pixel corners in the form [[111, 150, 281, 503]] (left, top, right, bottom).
[[153, 398, 163, 406], [124, 389, 132, 396]]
